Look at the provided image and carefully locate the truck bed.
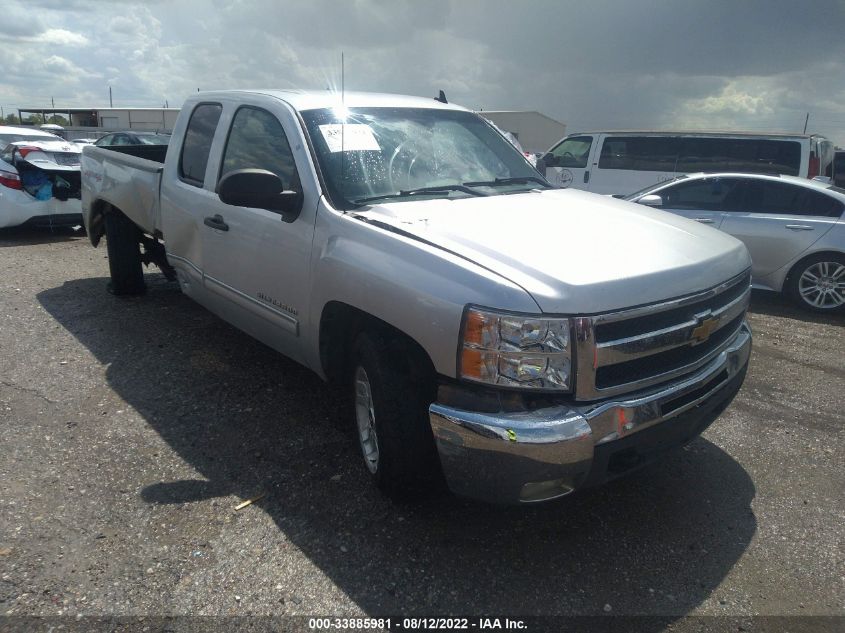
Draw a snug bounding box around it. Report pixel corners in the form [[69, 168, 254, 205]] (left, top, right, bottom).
[[80, 145, 165, 236]]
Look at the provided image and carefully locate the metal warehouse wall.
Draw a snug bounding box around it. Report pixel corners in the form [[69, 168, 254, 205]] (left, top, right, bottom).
[[478, 111, 567, 154]]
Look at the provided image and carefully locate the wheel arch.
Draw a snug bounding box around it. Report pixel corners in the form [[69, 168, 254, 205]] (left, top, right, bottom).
[[87, 198, 112, 247], [783, 248, 845, 290], [318, 301, 437, 389]]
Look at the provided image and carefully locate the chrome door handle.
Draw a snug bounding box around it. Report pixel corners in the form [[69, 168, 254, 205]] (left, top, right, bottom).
[[785, 224, 814, 231], [694, 218, 714, 224]]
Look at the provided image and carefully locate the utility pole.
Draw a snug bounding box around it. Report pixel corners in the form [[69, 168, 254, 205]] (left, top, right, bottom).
[[803, 112, 809, 134], [51, 97, 55, 108], [109, 86, 113, 108]]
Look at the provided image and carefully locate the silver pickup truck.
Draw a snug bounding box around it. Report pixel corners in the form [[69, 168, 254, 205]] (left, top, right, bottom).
[[81, 90, 752, 504]]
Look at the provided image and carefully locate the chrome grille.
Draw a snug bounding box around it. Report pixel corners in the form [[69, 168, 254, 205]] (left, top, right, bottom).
[[573, 271, 751, 401]]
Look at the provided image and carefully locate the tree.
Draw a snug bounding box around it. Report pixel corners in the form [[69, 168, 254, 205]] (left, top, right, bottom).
[[3, 113, 20, 125], [47, 115, 70, 126]]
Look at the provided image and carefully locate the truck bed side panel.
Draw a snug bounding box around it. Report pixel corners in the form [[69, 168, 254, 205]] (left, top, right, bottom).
[[81, 145, 163, 236]]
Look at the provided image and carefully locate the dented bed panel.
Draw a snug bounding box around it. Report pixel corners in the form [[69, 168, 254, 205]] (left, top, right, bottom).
[[81, 145, 163, 237]]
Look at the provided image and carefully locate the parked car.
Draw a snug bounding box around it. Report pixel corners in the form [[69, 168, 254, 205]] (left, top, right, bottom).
[[0, 137, 83, 228], [94, 131, 171, 147], [540, 131, 835, 195], [81, 90, 752, 504], [625, 173, 845, 312], [0, 125, 61, 146], [71, 138, 96, 146]]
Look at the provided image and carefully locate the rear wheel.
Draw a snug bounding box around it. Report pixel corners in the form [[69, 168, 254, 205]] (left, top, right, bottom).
[[350, 330, 442, 499], [786, 253, 845, 313], [104, 211, 145, 296]]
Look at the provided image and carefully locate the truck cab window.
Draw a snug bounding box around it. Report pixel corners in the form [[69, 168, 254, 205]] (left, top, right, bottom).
[[179, 103, 223, 186], [219, 107, 300, 192]]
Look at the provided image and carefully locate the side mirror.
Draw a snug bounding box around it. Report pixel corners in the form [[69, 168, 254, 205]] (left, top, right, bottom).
[[638, 194, 663, 207], [218, 168, 303, 222], [541, 152, 558, 167]]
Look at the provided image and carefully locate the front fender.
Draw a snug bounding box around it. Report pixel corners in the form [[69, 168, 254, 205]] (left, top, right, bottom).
[[305, 206, 539, 379]]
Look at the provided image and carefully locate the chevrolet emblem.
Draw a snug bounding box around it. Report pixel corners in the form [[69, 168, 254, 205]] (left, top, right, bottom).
[[691, 316, 720, 344]]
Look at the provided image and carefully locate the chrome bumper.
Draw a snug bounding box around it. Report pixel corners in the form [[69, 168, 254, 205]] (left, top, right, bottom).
[[429, 321, 752, 504]]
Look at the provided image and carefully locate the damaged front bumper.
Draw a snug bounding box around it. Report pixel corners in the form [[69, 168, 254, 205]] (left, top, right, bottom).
[[429, 321, 751, 504]]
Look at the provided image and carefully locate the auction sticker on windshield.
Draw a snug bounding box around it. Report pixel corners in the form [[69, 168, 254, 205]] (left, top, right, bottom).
[[319, 123, 380, 153]]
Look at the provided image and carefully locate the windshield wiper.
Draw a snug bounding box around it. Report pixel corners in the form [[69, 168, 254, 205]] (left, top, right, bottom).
[[354, 184, 488, 205], [463, 176, 550, 188]]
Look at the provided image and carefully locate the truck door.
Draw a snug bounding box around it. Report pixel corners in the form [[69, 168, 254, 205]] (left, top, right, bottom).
[[200, 103, 318, 365], [543, 135, 594, 190]]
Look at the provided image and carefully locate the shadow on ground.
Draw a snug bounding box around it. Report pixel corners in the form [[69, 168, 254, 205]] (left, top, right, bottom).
[[748, 288, 843, 326], [0, 225, 85, 247], [38, 275, 757, 620]]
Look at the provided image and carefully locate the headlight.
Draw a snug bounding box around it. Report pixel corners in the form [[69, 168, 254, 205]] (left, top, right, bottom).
[[459, 306, 572, 391]]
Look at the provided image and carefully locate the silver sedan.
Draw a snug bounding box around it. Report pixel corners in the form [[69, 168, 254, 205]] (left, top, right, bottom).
[[626, 173, 845, 313]]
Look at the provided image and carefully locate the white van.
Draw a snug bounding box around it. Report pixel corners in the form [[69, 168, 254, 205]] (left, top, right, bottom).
[[540, 131, 835, 196]]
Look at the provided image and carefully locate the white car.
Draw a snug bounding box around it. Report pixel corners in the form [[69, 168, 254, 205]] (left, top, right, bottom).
[[625, 172, 845, 312], [0, 129, 83, 229]]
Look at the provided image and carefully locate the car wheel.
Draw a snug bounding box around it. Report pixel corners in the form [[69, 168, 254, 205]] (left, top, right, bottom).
[[786, 253, 845, 313], [350, 330, 441, 499], [104, 210, 146, 295]]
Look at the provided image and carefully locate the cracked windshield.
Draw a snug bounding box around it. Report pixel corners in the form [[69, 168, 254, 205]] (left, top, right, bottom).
[[301, 107, 547, 208]]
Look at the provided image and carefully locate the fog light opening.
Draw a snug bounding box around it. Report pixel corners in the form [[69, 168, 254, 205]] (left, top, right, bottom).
[[519, 478, 575, 503]]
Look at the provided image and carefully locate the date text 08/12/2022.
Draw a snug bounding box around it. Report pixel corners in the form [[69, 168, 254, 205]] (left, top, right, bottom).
[[308, 617, 528, 630]]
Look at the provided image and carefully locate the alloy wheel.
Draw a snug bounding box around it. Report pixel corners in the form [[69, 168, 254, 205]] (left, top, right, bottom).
[[798, 261, 845, 309]]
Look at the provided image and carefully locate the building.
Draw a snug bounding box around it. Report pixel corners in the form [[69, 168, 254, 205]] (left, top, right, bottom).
[[16, 107, 180, 140], [477, 110, 567, 154]]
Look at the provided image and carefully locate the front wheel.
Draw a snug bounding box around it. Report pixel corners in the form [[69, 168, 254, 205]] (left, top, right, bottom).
[[350, 331, 442, 499], [786, 253, 845, 313], [104, 211, 145, 295]]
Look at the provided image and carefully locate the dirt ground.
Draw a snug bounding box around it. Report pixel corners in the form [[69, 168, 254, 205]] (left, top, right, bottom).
[[1, 226, 843, 631]]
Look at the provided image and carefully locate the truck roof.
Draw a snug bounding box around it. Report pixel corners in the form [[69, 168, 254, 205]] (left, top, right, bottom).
[[189, 89, 469, 113]]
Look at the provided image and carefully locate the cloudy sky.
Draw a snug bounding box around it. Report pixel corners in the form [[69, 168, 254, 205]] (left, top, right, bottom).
[[3, 0, 844, 144]]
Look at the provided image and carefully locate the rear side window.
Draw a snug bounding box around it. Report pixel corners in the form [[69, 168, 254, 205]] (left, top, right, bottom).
[[599, 136, 679, 171], [797, 189, 844, 218], [219, 107, 300, 191], [676, 138, 800, 176], [598, 136, 802, 175], [180, 103, 223, 186], [548, 136, 592, 168], [740, 181, 843, 217]]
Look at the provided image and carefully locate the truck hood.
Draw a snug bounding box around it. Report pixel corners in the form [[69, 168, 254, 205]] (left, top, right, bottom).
[[354, 188, 751, 314]]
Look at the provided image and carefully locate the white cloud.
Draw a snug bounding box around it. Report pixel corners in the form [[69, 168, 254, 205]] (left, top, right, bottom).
[[37, 28, 90, 46], [680, 83, 775, 120]]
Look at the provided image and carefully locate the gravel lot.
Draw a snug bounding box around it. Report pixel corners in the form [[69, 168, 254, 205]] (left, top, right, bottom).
[[1, 226, 843, 629]]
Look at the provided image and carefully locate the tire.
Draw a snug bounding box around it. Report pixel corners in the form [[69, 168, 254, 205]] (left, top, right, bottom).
[[104, 211, 146, 296], [350, 330, 442, 499], [785, 253, 845, 314]]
